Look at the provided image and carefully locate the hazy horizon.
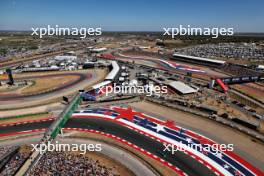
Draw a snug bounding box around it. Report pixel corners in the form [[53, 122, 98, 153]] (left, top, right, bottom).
[[1, 0, 264, 32]]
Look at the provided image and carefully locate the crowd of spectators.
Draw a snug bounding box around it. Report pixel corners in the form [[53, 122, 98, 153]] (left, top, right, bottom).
[[176, 43, 264, 60], [0, 148, 30, 176], [30, 151, 118, 176], [0, 146, 16, 158], [221, 64, 262, 76]]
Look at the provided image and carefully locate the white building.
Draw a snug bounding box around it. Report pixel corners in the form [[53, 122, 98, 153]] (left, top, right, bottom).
[[168, 81, 198, 94], [55, 55, 77, 61]]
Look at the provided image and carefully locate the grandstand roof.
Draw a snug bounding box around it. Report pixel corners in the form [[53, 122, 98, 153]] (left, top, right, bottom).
[[92, 80, 111, 89], [257, 65, 264, 69], [54, 55, 77, 61], [168, 81, 198, 94], [173, 53, 226, 65], [105, 61, 120, 80], [90, 47, 107, 53]]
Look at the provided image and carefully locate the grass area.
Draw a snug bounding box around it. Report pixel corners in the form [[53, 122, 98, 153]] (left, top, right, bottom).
[[0, 112, 49, 120], [232, 85, 264, 103], [0, 112, 51, 125], [0, 34, 65, 49], [21, 75, 79, 95], [96, 43, 121, 49], [204, 97, 248, 119], [13, 70, 82, 78], [163, 39, 190, 48]]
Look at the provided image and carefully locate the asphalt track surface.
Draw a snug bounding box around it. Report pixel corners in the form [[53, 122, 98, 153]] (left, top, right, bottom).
[[116, 53, 206, 75], [0, 118, 214, 176], [0, 72, 89, 101]]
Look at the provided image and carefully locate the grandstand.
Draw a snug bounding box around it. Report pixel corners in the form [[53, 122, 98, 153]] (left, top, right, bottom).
[[90, 47, 107, 53], [172, 53, 226, 67], [30, 151, 118, 176], [92, 81, 112, 90], [105, 61, 120, 82], [22, 67, 60, 72], [221, 63, 263, 76], [85, 61, 120, 97]]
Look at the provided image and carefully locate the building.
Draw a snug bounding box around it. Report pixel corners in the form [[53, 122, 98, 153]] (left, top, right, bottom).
[[105, 61, 120, 82], [54, 55, 77, 61], [90, 47, 107, 53], [167, 81, 198, 95]]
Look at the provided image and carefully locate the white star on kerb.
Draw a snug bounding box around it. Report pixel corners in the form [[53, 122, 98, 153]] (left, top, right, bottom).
[[215, 152, 223, 158], [223, 164, 230, 169], [155, 124, 164, 132], [186, 138, 192, 143]]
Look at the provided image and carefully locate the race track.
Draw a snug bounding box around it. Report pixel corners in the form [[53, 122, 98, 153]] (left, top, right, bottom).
[[0, 106, 263, 176], [0, 118, 213, 176]]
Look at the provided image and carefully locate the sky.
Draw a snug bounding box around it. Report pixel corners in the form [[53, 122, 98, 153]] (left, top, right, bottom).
[[0, 0, 263, 32]]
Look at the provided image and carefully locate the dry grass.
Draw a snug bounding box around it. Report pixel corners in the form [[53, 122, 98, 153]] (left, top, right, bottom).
[[96, 43, 121, 49], [0, 113, 51, 125], [21, 75, 79, 95], [0, 69, 107, 110], [232, 85, 264, 103]]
